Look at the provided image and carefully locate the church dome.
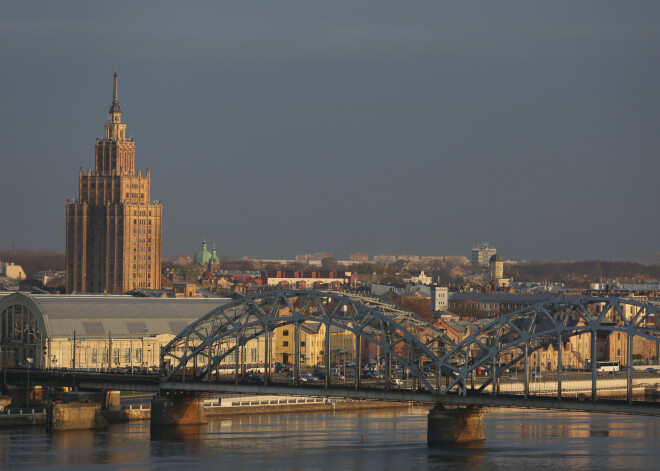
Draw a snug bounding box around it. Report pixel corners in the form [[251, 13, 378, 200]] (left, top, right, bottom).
[[210, 244, 220, 265], [194, 239, 213, 266], [489, 254, 503, 263]]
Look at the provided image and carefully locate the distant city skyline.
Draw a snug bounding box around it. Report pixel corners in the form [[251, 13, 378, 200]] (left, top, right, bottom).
[[1, 3, 659, 263]]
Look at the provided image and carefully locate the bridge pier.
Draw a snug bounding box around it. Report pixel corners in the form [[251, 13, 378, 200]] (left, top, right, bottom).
[[427, 404, 485, 445], [151, 392, 207, 426]]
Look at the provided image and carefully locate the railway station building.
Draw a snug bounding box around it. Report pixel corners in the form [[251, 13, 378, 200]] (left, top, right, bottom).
[[0, 292, 231, 371]]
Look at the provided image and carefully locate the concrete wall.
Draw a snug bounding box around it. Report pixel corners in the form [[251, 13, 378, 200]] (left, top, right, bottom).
[[151, 395, 207, 426], [428, 405, 485, 444], [47, 403, 108, 431]]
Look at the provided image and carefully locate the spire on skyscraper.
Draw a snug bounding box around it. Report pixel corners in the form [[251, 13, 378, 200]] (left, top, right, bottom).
[[109, 72, 122, 114]]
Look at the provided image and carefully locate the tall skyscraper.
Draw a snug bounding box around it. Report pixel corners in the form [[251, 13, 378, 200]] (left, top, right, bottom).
[[66, 73, 162, 293]]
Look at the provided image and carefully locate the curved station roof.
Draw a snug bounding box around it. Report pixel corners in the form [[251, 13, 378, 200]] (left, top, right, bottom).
[[0, 292, 232, 339]]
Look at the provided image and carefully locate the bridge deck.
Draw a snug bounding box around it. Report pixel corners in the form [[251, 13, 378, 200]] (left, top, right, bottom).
[[5, 369, 660, 416]]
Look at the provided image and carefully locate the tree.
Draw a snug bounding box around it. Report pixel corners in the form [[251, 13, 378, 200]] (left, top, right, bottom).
[[352, 262, 384, 275], [177, 264, 203, 279], [321, 257, 339, 270]]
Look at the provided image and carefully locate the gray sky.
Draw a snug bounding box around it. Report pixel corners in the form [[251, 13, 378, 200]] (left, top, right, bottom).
[[1, 2, 659, 263]]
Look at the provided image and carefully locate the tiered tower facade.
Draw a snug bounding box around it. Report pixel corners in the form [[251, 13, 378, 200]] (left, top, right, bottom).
[[66, 73, 162, 293]]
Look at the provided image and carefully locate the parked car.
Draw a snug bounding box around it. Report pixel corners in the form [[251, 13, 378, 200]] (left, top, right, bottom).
[[247, 374, 264, 384], [392, 378, 404, 386], [645, 368, 659, 374], [300, 372, 314, 382], [275, 362, 291, 373]]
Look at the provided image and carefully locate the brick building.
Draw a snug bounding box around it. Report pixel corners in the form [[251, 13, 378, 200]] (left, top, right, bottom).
[[66, 73, 162, 293]]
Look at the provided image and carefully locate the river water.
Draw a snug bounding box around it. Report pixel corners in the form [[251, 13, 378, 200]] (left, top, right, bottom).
[[1, 406, 659, 470]]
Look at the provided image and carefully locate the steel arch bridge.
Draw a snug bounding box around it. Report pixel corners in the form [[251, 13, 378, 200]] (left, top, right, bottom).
[[161, 289, 455, 391], [441, 296, 660, 400], [161, 291, 660, 400]]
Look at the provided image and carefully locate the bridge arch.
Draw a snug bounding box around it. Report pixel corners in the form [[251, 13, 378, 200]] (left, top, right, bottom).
[[161, 289, 454, 390], [162, 294, 660, 397], [440, 297, 660, 398]]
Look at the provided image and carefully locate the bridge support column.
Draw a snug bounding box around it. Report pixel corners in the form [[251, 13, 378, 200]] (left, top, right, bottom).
[[627, 332, 633, 404], [355, 334, 361, 390], [524, 339, 529, 399], [557, 332, 563, 401], [427, 404, 485, 445], [47, 402, 108, 432], [151, 393, 207, 427], [264, 323, 271, 386], [591, 330, 597, 401]]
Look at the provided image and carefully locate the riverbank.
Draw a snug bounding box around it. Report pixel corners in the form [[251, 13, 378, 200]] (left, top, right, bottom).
[[0, 398, 412, 428]]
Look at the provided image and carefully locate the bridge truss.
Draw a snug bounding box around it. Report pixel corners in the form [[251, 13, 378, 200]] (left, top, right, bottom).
[[442, 297, 660, 401], [162, 292, 660, 401], [161, 290, 455, 391]]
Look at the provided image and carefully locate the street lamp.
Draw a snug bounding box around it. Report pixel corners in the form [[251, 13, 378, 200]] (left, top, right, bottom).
[[26, 357, 33, 409]]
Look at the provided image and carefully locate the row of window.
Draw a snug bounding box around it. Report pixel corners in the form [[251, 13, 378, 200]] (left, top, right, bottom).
[[90, 347, 143, 364]]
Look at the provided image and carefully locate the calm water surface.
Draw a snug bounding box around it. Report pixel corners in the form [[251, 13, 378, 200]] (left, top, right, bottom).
[[1, 407, 659, 470]]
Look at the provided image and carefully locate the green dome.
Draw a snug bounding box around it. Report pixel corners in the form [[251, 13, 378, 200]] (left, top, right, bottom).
[[194, 239, 213, 266], [489, 254, 503, 263], [210, 244, 220, 265]]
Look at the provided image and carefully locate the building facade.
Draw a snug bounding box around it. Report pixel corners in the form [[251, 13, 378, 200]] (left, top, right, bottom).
[[0, 292, 231, 370], [349, 253, 369, 262], [0, 262, 26, 280], [66, 73, 162, 293], [431, 286, 449, 311], [471, 243, 497, 267]]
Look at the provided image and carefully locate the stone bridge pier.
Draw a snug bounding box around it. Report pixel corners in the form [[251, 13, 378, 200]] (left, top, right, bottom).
[[427, 404, 485, 445], [151, 392, 207, 427]]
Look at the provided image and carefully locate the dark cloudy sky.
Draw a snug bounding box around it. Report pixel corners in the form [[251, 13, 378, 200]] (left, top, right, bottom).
[[1, 2, 659, 262]]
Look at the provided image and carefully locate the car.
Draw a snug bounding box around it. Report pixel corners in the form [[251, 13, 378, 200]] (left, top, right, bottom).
[[300, 372, 314, 382], [645, 368, 659, 374], [392, 378, 404, 386], [275, 362, 291, 373], [247, 374, 264, 384]]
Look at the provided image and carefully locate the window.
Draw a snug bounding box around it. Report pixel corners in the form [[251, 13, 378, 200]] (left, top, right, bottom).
[[124, 348, 131, 363], [91, 349, 97, 363], [283, 341, 289, 347], [102, 348, 108, 363], [250, 348, 257, 362], [283, 330, 289, 336], [113, 348, 120, 365]]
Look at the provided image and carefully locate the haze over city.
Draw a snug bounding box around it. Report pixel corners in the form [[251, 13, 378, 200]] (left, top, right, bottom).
[[1, 2, 659, 262]]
